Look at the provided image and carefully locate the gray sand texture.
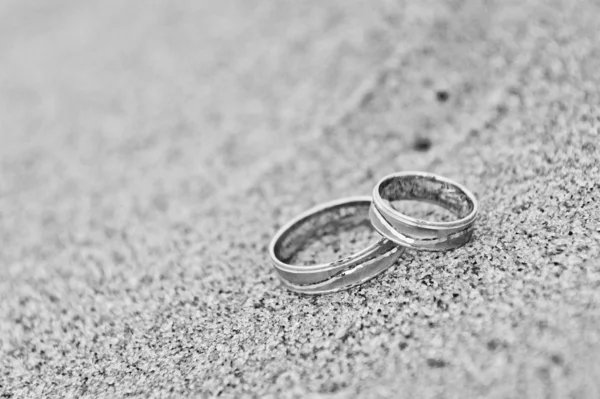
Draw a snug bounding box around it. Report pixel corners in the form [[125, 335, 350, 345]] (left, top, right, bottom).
[[1, 0, 600, 398]]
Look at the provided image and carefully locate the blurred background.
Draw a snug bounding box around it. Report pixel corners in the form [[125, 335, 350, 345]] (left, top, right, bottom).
[[2, 0, 600, 397]]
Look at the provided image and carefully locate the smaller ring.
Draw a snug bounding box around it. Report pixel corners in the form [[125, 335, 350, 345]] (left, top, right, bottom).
[[370, 172, 478, 251], [269, 196, 404, 294]]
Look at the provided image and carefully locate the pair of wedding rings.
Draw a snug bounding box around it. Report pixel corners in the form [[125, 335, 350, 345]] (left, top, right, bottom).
[[268, 172, 479, 294]]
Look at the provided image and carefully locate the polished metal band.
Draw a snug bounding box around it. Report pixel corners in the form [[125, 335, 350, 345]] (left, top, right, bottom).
[[269, 197, 404, 294], [370, 172, 478, 251]]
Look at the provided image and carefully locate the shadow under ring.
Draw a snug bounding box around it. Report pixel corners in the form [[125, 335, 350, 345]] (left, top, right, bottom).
[[269, 196, 404, 294], [370, 172, 478, 251]]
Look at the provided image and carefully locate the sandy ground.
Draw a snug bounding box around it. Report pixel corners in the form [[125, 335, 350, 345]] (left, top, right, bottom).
[[1, 0, 600, 397]]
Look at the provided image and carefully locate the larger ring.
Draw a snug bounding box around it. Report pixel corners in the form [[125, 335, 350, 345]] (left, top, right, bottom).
[[370, 172, 478, 251], [269, 196, 404, 294]]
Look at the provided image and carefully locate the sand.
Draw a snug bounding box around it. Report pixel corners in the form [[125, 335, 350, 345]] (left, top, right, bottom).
[[1, 0, 600, 397]]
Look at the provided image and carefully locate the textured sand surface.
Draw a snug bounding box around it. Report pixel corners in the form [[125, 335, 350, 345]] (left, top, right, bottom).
[[1, 0, 600, 398]]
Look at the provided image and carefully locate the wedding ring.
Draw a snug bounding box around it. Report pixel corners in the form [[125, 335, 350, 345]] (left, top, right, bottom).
[[269, 196, 404, 294], [370, 172, 478, 251]]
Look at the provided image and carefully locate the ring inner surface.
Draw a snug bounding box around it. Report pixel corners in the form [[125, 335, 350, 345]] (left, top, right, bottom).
[[379, 175, 473, 218], [275, 203, 377, 265]]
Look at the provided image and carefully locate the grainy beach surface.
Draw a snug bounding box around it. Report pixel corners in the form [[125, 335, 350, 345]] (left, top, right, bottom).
[[1, 0, 600, 397]]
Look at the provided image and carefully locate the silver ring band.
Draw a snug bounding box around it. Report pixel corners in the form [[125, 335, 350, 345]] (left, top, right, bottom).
[[269, 196, 404, 294], [370, 172, 478, 251]]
